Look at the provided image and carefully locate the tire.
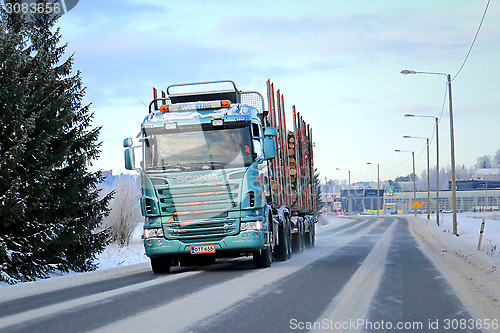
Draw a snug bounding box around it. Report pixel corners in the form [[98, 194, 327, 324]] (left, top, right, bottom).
[[275, 222, 289, 261], [285, 219, 292, 260], [150, 257, 171, 274], [300, 222, 306, 249], [304, 232, 312, 247], [305, 231, 316, 248], [253, 247, 273, 268], [292, 218, 302, 253], [310, 224, 316, 247], [305, 220, 316, 248], [292, 226, 304, 252]]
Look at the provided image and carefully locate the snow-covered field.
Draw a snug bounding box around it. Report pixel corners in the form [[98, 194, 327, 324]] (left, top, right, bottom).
[[1, 212, 499, 288]]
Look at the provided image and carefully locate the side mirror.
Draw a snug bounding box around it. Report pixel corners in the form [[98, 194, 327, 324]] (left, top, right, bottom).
[[264, 127, 277, 137], [263, 137, 276, 160], [124, 147, 135, 170], [123, 137, 133, 148]]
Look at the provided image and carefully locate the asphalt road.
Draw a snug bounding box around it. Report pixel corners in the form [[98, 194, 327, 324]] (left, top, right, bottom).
[[0, 216, 484, 332]]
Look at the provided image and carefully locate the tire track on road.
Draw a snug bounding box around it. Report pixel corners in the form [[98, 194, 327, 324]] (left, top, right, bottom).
[[311, 218, 396, 332], [0, 271, 201, 332], [367, 217, 480, 333]]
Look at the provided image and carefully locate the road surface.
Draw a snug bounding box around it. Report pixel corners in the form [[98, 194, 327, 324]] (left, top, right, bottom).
[[0, 216, 496, 332]]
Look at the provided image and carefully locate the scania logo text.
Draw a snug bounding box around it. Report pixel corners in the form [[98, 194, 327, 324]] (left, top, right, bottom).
[[176, 174, 219, 184]]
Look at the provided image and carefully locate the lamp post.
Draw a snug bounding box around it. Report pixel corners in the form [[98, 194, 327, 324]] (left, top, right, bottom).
[[367, 162, 380, 215], [401, 69, 457, 235], [403, 136, 430, 220], [395, 149, 416, 216], [405, 114, 440, 226], [336, 168, 351, 216]]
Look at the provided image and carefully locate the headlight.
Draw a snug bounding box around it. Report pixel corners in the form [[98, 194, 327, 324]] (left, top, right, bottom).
[[144, 227, 164, 239], [240, 221, 263, 231]]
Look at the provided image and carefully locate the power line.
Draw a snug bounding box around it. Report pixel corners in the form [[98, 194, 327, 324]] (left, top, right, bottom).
[[452, 0, 491, 81]]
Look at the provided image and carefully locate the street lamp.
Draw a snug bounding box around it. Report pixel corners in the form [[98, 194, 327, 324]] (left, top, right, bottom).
[[404, 136, 430, 221], [395, 149, 416, 216], [367, 162, 380, 215], [336, 168, 351, 216], [405, 114, 440, 226], [401, 69, 457, 235]]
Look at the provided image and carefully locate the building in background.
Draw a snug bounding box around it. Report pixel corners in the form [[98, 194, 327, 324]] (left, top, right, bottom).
[[384, 189, 500, 214]]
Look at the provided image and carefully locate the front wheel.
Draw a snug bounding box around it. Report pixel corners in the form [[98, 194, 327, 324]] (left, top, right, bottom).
[[150, 257, 171, 274], [253, 247, 273, 268]]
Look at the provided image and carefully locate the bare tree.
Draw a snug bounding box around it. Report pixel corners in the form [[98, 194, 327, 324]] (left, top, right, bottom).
[[102, 175, 142, 247]]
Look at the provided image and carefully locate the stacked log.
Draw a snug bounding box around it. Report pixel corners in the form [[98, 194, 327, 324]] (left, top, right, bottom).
[[288, 131, 299, 204]]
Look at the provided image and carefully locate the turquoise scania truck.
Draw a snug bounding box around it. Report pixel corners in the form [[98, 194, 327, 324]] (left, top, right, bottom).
[[123, 80, 317, 273]]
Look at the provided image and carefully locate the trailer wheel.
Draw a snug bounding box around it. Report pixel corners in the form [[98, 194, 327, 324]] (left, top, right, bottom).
[[308, 225, 316, 248], [292, 221, 304, 253], [286, 217, 292, 259], [304, 220, 316, 248], [150, 257, 171, 274], [305, 231, 315, 248]]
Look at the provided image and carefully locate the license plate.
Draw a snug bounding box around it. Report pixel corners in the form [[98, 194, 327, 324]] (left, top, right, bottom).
[[190, 244, 216, 254]]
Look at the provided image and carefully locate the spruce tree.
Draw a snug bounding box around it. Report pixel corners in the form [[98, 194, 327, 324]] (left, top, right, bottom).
[[0, 2, 111, 284], [313, 168, 323, 216]]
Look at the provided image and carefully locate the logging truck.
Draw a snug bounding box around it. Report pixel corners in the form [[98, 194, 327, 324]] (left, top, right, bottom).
[[123, 80, 317, 273]]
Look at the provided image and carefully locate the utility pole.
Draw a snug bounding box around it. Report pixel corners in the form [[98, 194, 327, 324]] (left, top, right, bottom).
[[401, 70, 457, 234]]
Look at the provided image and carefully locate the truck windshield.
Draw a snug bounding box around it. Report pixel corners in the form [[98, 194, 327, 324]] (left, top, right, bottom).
[[144, 127, 254, 171]]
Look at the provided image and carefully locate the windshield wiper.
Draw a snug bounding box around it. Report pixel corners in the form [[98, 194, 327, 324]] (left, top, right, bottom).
[[146, 164, 192, 172]]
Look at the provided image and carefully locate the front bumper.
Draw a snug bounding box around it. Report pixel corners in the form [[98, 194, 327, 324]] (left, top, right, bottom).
[[144, 230, 268, 257]]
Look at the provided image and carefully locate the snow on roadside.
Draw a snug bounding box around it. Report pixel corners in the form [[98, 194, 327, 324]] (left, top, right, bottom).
[[0, 224, 148, 288], [95, 224, 149, 270], [420, 212, 500, 259]]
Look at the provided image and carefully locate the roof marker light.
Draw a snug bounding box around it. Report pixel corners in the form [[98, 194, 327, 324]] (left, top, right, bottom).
[[212, 119, 224, 127], [165, 122, 177, 130]]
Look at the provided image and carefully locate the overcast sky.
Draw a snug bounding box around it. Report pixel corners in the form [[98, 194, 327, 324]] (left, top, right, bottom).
[[55, 0, 500, 183]]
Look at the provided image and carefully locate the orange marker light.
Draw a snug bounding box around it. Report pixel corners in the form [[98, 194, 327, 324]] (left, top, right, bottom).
[[160, 105, 169, 112], [221, 100, 231, 108]]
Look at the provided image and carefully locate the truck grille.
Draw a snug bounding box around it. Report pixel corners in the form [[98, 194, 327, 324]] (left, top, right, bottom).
[[164, 219, 238, 240], [153, 173, 244, 240]]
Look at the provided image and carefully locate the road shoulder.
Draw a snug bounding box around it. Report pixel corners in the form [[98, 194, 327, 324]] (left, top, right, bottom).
[[409, 216, 500, 327]]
